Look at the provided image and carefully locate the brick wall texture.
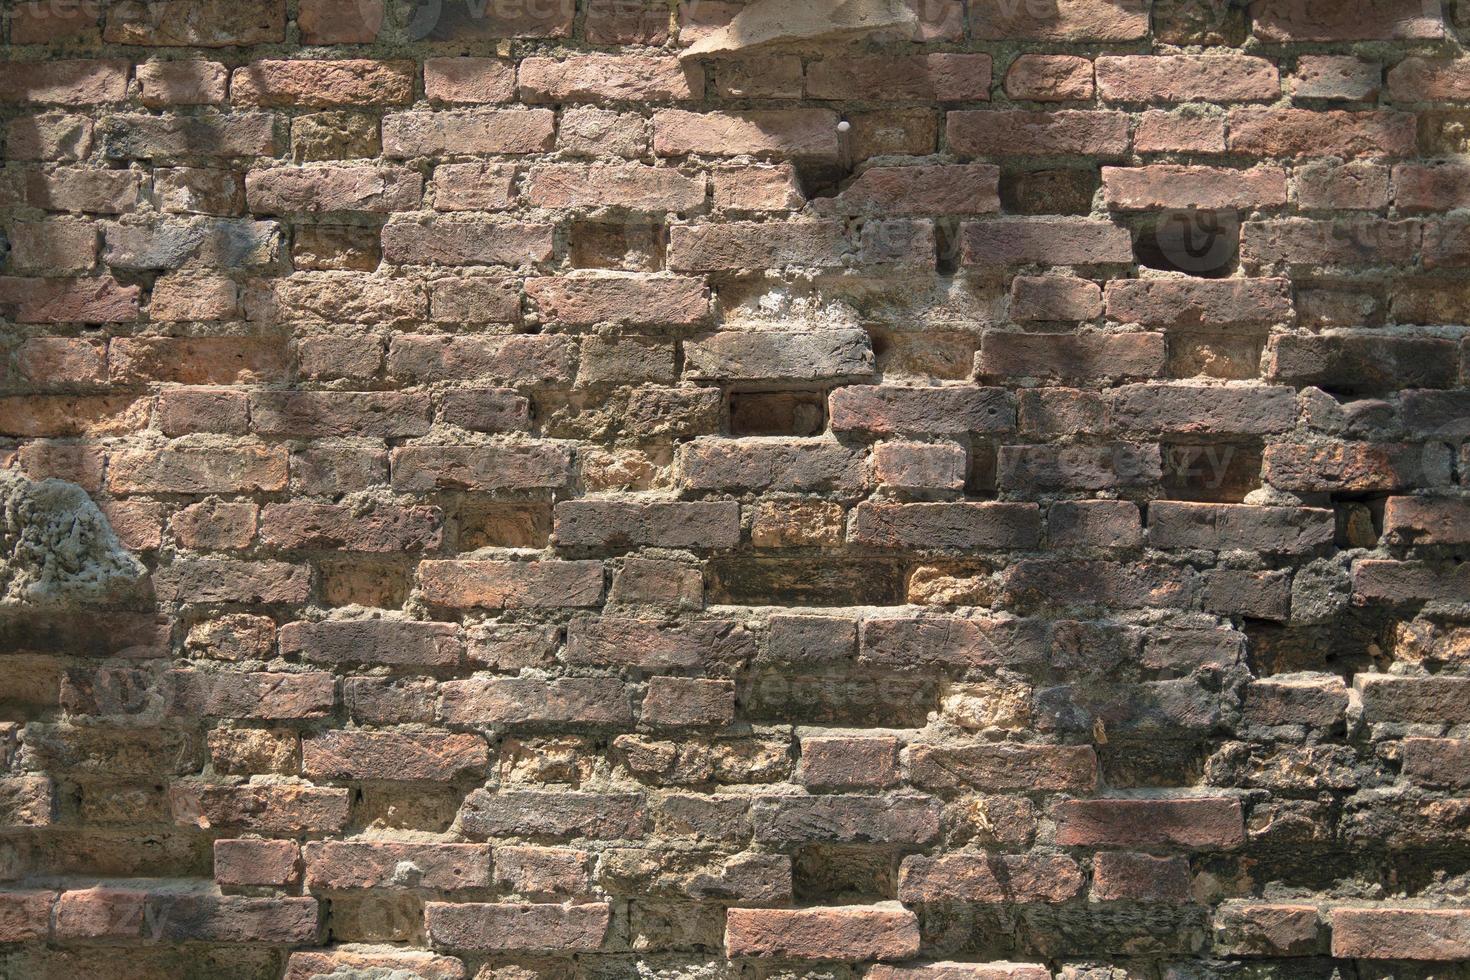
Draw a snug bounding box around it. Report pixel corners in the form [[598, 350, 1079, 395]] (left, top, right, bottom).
[[3, 0, 1470, 976]]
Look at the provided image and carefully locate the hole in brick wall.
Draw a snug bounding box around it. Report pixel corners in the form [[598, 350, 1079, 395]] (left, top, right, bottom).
[[729, 390, 827, 437], [455, 501, 552, 549], [318, 558, 412, 609], [793, 845, 898, 904], [568, 220, 665, 271], [869, 328, 976, 380], [999, 169, 1099, 215], [1161, 439, 1262, 502], [966, 441, 998, 496], [935, 218, 961, 274], [708, 557, 904, 606], [1167, 330, 1267, 381], [792, 160, 850, 201], [1134, 211, 1238, 278], [1334, 495, 1386, 548], [741, 672, 937, 727], [1098, 740, 1208, 788]]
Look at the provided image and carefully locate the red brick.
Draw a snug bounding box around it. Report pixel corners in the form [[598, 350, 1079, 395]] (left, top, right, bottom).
[[214, 839, 300, 887], [9, 2, 101, 43], [1103, 165, 1286, 210], [390, 444, 573, 492], [232, 60, 414, 108], [418, 560, 604, 609], [899, 852, 1083, 903], [1135, 111, 1226, 153], [799, 735, 901, 789], [1054, 798, 1244, 848], [172, 784, 350, 834], [53, 887, 145, 940], [1295, 161, 1390, 210], [304, 841, 489, 890], [298, 0, 384, 43], [526, 163, 705, 211], [1264, 442, 1438, 492], [1251, 0, 1443, 41], [259, 502, 442, 553], [439, 676, 631, 727], [725, 904, 920, 961], [136, 60, 228, 106], [170, 500, 258, 550], [1096, 55, 1278, 103], [971, 0, 1148, 39], [1104, 278, 1293, 327], [948, 110, 1129, 158], [1092, 852, 1191, 902], [0, 59, 128, 104], [1004, 55, 1094, 101], [908, 742, 1098, 792], [104, 0, 285, 45], [654, 109, 840, 159], [107, 444, 288, 494], [977, 332, 1165, 380], [381, 217, 554, 267], [1293, 56, 1382, 101], [383, 110, 556, 156], [1214, 902, 1323, 955], [425, 58, 515, 104], [303, 730, 487, 781], [1227, 108, 1417, 158], [151, 558, 309, 605], [521, 55, 702, 102], [0, 275, 139, 322], [0, 891, 54, 942], [965, 217, 1132, 267], [807, 53, 992, 102], [820, 163, 999, 216], [1332, 908, 1470, 960], [245, 164, 422, 214], [641, 677, 736, 727], [425, 902, 610, 952], [1401, 738, 1470, 788]]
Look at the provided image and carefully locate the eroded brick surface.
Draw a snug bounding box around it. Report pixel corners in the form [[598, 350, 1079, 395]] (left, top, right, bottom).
[[1, 1, 1469, 975]]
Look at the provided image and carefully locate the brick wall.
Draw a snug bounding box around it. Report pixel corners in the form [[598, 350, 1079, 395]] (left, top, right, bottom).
[[2, 0, 1470, 976]]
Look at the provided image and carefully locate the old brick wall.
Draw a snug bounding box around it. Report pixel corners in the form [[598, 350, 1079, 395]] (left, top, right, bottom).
[[3, 0, 1470, 976]]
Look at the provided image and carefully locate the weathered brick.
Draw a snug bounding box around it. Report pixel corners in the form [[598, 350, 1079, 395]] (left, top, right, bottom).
[[426, 902, 609, 952], [899, 852, 1084, 903], [807, 53, 992, 102], [1004, 55, 1094, 102], [440, 677, 631, 727], [850, 502, 1040, 550], [678, 438, 867, 494], [654, 109, 840, 159], [1096, 55, 1278, 103], [555, 500, 740, 550], [382, 109, 556, 156], [1252, 0, 1443, 41], [104, 0, 285, 45], [725, 904, 920, 961], [232, 59, 413, 108], [304, 841, 489, 890], [948, 111, 1129, 158], [1054, 797, 1244, 848], [419, 560, 603, 609], [908, 742, 1097, 792], [303, 730, 487, 781], [1103, 165, 1286, 210], [214, 839, 300, 887], [962, 218, 1132, 267], [1332, 908, 1470, 961], [971, 0, 1148, 39], [0, 59, 128, 104], [1112, 384, 1296, 435], [1105, 278, 1293, 327], [521, 55, 701, 102], [1226, 108, 1417, 158]]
